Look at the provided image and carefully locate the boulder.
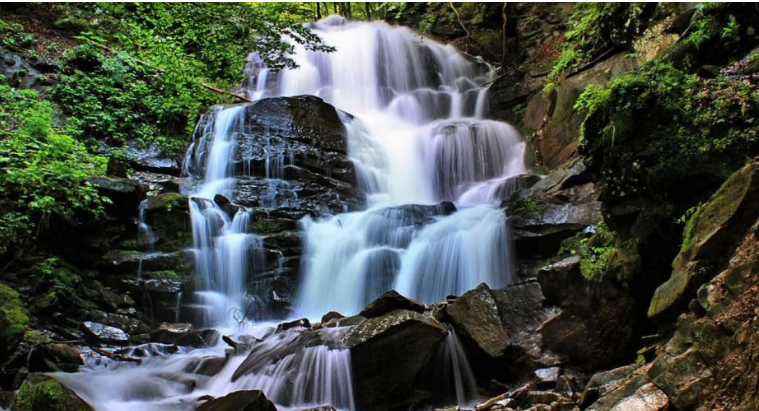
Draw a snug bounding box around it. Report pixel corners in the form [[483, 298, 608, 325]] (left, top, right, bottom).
[[359, 290, 425, 318], [186, 356, 229, 376], [81, 321, 130, 345], [196, 390, 276, 411], [347, 309, 448, 411], [13, 374, 92, 411], [184, 96, 364, 216], [649, 159, 759, 321], [150, 323, 220, 348], [446, 283, 509, 358]]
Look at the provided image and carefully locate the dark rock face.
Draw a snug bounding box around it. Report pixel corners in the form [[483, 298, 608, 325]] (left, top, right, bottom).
[[196, 390, 277, 411], [537, 256, 637, 370], [359, 290, 426, 318], [524, 53, 636, 170], [347, 309, 448, 411]]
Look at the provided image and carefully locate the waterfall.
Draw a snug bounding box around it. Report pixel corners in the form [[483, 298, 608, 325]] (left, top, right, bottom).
[[184, 105, 264, 327], [248, 16, 526, 317], [59, 15, 526, 411]]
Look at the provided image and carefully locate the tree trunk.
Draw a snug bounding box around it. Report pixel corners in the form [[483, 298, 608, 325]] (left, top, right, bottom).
[[317, 2, 321, 20]]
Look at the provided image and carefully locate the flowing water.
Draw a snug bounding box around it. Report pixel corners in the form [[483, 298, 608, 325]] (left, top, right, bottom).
[[252, 17, 526, 317], [57, 16, 526, 411]]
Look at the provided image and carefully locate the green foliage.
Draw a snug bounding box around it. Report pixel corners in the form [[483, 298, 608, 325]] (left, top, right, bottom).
[[52, 43, 195, 153], [548, 3, 653, 81], [576, 62, 759, 201], [0, 80, 108, 255], [579, 222, 616, 281], [46, 3, 333, 157], [686, 3, 731, 49]]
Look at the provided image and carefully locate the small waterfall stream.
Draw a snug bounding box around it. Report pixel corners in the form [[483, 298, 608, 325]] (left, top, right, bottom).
[[57, 16, 525, 411]]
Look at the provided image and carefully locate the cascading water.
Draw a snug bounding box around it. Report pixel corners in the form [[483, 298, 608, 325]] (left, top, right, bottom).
[[57, 15, 526, 411], [248, 16, 526, 317]]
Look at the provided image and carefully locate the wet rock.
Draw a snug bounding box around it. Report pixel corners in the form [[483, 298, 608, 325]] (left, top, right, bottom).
[[359, 290, 425, 318], [126, 144, 181, 176], [580, 365, 637, 407], [144, 193, 192, 251], [649, 158, 759, 321], [276, 318, 311, 333], [89, 310, 149, 335], [175, 329, 221, 348], [347, 309, 448, 411], [149, 323, 193, 343], [186, 356, 228, 376], [81, 321, 130, 345], [185, 96, 364, 216], [129, 171, 181, 195], [196, 390, 277, 411], [13, 374, 92, 411], [320, 311, 344, 324]]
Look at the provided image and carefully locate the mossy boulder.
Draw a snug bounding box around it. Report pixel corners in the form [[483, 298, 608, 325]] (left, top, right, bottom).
[[13, 374, 92, 411], [649, 158, 759, 321], [0, 283, 29, 361]]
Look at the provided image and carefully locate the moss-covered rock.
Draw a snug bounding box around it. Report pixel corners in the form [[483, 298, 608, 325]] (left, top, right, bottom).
[[0, 283, 29, 361], [649, 158, 759, 321], [13, 374, 92, 411]]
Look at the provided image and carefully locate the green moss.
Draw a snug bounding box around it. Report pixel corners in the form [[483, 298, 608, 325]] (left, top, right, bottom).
[[548, 3, 654, 81], [579, 222, 617, 281], [147, 270, 180, 280], [0, 283, 29, 360], [15, 374, 91, 411]]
